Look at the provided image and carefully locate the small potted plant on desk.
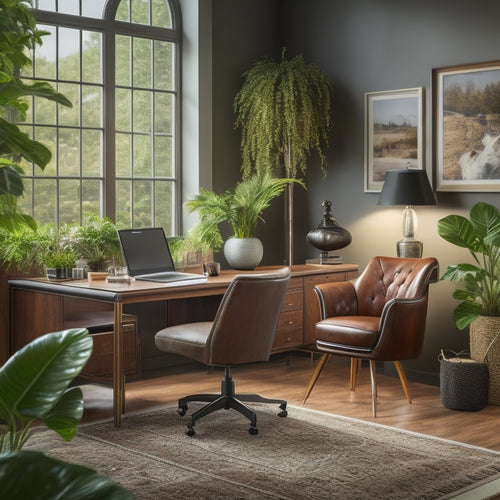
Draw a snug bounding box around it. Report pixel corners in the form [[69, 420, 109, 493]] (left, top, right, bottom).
[[43, 248, 77, 279], [438, 201, 500, 407], [186, 172, 304, 270]]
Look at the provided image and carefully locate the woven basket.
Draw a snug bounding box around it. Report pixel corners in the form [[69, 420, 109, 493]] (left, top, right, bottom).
[[470, 316, 500, 405], [439, 350, 489, 411]]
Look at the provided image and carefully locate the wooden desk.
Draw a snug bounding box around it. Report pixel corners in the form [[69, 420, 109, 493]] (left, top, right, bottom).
[[9, 264, 357, 426]]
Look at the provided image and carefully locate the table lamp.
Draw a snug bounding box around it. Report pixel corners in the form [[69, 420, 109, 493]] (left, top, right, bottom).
[[378, 168, 436, 258]]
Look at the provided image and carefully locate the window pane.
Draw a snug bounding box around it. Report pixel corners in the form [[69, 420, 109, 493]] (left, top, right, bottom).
[[82, 32, 102, 84], [34, 126, 57, 176], [81, 0, 107, 19], [133, 180, 152, 227], [59, 179, 80, 223], [154, 92, 172, 133], [133, 134, 152, 176], [59, 128, 80, 176], [152, 0, 172, 28], [133, 38, 152, 88], [132, 0, 150, 25], [33, 25, 56, 80], [116, 180, 132, 228], [81, 180, 101, 216], [115, 88, 131, 131], [115, 36, 131, 87], [33, 178, 57, 225], [154, 181, 173, 232], [58, 83, 80, 127], [82, 130, 102, 177], [58, 28, 80, 82], [16, 180, 32, 215], [133, 90, 152, 132], [115, 0, 130, 22], [82, 85, 102, 128], [58, 0, 79, 16], [154, 135, 172, 177], [35, 0, 56, 11], [116, 133, 132, 176], [34, 96, 56, 125], [154, 41, 174, 90]]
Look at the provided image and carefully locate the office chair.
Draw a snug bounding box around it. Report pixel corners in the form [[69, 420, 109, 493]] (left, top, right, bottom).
[[155, 267, 291, 436], [302, 256, 438, 417]]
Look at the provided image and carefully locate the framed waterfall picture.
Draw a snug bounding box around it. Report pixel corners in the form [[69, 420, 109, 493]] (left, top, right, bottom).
[[364, 87, 424, 192], [433, 60, 500, 191]]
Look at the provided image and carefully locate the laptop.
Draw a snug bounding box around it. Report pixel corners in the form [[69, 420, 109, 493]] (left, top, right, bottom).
[[117, 228, 207, 283]]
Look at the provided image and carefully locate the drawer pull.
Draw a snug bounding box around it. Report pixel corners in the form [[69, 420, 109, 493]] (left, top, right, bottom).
[[286, 337, 292, 342], [287, 320, 294, 325], [287, 303, 294, 307]]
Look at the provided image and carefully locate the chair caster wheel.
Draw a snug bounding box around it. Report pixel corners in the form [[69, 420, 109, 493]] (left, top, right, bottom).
[[178, 405, 187, 416], [248, 427, 258, 435], [278, 410, 288, 418], [186, 426, 195, 436]]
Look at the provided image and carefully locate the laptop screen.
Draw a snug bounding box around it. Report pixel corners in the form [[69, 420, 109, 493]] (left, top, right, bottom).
[[118, 228, 175, 277]]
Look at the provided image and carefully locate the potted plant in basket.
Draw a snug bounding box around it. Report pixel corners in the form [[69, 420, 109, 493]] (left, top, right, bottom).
[[438, 201, 500, 405], [186, 172, 304, 270]]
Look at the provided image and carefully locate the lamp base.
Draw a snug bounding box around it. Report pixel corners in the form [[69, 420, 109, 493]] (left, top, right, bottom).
[[397, 240, 423, 258]]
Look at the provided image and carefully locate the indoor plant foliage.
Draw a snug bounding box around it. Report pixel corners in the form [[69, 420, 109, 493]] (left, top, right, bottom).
[[0, 328, 92, 453], [438, 201, 500, 330], [186, 172, 304, 252], [0, 0, 72, 232], [234, 48, 333, 179]]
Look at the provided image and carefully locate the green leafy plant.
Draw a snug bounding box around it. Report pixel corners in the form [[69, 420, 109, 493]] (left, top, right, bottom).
[[70, 215, 121, 270], [186, 172, 304, 251], [438, 201, 500, 329], [42, 248, 77, 269], [0, 0, 72, 232], [234, 48, 333, 180], [0, 451, 133, 499], [0, 328, 92, 453]]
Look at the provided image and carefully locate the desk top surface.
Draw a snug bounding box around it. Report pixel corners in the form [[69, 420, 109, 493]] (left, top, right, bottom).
[[9, 263, 358, 303]]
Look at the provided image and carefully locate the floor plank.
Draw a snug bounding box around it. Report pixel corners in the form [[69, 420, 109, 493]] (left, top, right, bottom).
[[79, 352, 500, 451]]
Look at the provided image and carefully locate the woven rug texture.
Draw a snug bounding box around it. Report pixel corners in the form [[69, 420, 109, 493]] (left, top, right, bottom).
[[27, 404, 500, 499]]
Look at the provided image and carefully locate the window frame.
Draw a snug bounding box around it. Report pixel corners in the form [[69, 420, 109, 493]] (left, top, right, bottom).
[[27, 0, 182, 232]]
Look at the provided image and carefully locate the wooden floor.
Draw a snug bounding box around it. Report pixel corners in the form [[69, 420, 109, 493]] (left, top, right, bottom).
[[80, 352, 500, 451]]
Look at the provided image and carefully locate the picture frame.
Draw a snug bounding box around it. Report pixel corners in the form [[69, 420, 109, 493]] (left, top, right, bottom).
[[433, 60, 500, 191], [364, 87, 424, 192]]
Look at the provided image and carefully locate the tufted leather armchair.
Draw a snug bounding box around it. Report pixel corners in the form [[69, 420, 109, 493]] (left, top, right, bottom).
[[302, 256, 438, 417], [155, 267, 291, 436]]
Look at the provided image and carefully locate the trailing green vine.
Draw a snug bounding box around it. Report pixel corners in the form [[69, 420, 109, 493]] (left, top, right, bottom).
[[234, 48, 333, 179]]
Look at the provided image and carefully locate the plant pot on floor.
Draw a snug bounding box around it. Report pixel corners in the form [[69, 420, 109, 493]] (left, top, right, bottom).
[[439, 350, 489, 411], [470, 316, 500, 405], [224, 237, 263, 270]]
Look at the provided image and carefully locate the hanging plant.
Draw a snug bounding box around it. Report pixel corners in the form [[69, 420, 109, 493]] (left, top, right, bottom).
[[234, 48, 333, 179]]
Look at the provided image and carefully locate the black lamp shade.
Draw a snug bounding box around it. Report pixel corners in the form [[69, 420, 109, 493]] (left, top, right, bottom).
[[378, 169, 436, 206]]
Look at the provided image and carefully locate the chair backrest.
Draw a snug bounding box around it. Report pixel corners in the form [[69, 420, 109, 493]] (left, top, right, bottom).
[[206, 268, 291, 365], [355, 256, 438, 317]]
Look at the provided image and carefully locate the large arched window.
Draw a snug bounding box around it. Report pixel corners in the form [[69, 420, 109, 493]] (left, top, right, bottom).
[[19, 0, 181, 234]]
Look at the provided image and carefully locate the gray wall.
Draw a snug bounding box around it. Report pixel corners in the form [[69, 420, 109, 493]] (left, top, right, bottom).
[[210, 0, 500, 380]]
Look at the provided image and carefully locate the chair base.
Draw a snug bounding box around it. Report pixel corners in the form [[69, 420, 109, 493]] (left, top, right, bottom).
[[178, 366, 287, 436]]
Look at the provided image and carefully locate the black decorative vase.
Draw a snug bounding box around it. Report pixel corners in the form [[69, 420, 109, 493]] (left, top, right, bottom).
[[306, 200, 352, 252]]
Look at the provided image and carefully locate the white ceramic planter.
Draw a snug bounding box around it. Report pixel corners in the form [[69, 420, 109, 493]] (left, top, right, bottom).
[[224, 237, 263, 270]]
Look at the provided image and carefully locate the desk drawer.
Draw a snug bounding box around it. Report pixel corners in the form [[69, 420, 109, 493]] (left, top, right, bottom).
[[281, 289, 303, 312], [277, 310, 303, 331], [273, 328, 303, 349]]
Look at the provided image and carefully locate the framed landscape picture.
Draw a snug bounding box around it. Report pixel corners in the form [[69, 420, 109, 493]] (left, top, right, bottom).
[[364, 87, 424, 192], [433, 60, 500, 191]]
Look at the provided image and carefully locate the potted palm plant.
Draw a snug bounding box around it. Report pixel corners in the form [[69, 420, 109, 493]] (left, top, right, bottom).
[[186, 172, 304, 270], [438, 201, 500, 405], [234, 48, 333, 264]]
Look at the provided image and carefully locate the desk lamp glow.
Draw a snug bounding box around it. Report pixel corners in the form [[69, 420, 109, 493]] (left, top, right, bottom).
[[378, 168, 436, 258]]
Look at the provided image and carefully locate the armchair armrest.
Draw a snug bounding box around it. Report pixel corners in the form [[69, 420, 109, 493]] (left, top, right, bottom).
[[313, 281, 358, 320]]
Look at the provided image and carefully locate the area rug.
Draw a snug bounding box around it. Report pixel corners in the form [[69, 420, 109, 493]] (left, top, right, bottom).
[[27, 404, 500, 499]]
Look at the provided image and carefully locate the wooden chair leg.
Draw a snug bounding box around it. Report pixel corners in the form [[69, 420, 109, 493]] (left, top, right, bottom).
[[394, 360, 412, 404], [349, 358, 359, 391], [369, 360, 377, 417], [302, 353, 331, 405]]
